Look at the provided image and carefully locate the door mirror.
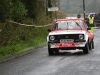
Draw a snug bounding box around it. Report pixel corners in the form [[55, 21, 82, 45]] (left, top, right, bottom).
[[87, 28, 91, 30], [48, 29, 51, 32]]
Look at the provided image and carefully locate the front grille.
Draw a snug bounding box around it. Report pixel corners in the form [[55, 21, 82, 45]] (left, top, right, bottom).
[[53, 34, 84, 41]]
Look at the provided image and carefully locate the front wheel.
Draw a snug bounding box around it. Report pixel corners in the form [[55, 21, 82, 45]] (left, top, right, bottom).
[[54, 49, 59, 54], [83, 42, 89, 54], [48, 44, 54, 55]]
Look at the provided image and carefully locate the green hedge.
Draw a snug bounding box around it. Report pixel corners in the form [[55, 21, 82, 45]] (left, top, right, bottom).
[[0, 22, 51, 60]]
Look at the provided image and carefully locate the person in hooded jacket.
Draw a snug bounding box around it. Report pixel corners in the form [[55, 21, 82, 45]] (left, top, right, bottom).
[[88, 14, 94, 27], [87, 14, 95, 33]]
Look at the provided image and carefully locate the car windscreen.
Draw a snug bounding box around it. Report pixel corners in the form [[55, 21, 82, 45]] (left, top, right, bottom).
[[53, 21, 85, 30]]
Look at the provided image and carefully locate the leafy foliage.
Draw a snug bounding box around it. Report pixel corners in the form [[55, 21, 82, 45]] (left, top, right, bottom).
[[0, 0, 67, 60], [21, 0, 38, 19], [0, 25, 51, 60], [0, 0, 61, 22], [0, 0, 11, 22], [10, 0, 27, 22]]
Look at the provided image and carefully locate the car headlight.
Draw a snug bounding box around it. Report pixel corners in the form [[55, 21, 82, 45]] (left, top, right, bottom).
[[50, 35, 55, 41], [79, 34, 84, 39]]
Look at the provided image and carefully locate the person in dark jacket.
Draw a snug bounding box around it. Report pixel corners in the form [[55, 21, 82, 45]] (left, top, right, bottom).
[[95, 12, 100, 27], [85, 15, 89, 25]]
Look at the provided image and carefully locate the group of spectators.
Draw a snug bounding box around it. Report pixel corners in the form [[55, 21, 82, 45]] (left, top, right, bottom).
[[85, 12, 100, 27]]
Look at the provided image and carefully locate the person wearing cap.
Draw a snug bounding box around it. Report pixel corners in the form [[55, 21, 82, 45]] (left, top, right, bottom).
[[77, 14, 81, 18]]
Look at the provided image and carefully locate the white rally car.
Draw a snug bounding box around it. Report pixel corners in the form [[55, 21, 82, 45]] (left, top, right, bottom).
[[47, 18, 94, 55]]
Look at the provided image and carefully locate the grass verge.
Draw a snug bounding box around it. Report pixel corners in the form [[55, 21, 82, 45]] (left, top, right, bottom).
[[0, 26, 51, 61]]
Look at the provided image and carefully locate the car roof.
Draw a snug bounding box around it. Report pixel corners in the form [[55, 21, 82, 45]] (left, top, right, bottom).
[[55, 18, 84, 23]]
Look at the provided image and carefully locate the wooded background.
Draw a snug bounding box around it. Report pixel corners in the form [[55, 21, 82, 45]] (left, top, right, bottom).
[[0, 0, 62, 22], [0, 0, 66, 46]]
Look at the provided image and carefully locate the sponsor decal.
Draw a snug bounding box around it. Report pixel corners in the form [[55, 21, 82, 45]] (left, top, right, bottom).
[[62, 43, 72, 46], [54, 42, 80, 48], [74, 43, 80, 47]]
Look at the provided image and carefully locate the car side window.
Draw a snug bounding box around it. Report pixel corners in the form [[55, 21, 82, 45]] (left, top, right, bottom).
[[86, 24, 89, 28]]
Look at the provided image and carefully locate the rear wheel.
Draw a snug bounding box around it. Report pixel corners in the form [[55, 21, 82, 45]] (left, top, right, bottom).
[[92, 40, 94, 49], [89, 41, 92, 50], [83, 42, 89, 54]]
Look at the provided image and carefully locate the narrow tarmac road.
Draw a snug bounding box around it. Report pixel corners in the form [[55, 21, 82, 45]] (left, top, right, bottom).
[[0, 29, 100, 75]]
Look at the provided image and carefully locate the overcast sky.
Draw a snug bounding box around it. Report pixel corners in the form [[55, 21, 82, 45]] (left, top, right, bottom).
[[59, 0, 100, 15]]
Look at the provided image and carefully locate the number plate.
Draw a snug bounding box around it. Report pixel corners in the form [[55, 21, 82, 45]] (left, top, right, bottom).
[[60, 39, 74, 42]]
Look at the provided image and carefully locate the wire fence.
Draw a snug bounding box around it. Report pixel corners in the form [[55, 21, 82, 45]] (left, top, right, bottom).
[[9, 21, 52, 27], [0, 21, 52, 46], [0, 21, 53, 33]]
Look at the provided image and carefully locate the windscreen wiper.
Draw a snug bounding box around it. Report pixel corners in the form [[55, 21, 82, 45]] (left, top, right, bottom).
[[66, 22, 75, 30], [75, 22, 82, 30], [66, 22, 68, 30]]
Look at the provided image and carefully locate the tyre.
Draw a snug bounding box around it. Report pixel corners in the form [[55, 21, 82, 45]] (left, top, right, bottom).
[[48, 44, 54, 55], [54, 49, 59, 54], [89, 41, 92, 50], [92, 40, 94, 49], [83, 42, 89, 54]]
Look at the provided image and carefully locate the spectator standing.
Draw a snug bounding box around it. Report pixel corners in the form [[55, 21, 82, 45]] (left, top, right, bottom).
[[95, 12, 100, 27], [88, 14, 95, 33], [85, 15, 89, 25], [88, 14, 94, 27], [77, 14, 81, 18]]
